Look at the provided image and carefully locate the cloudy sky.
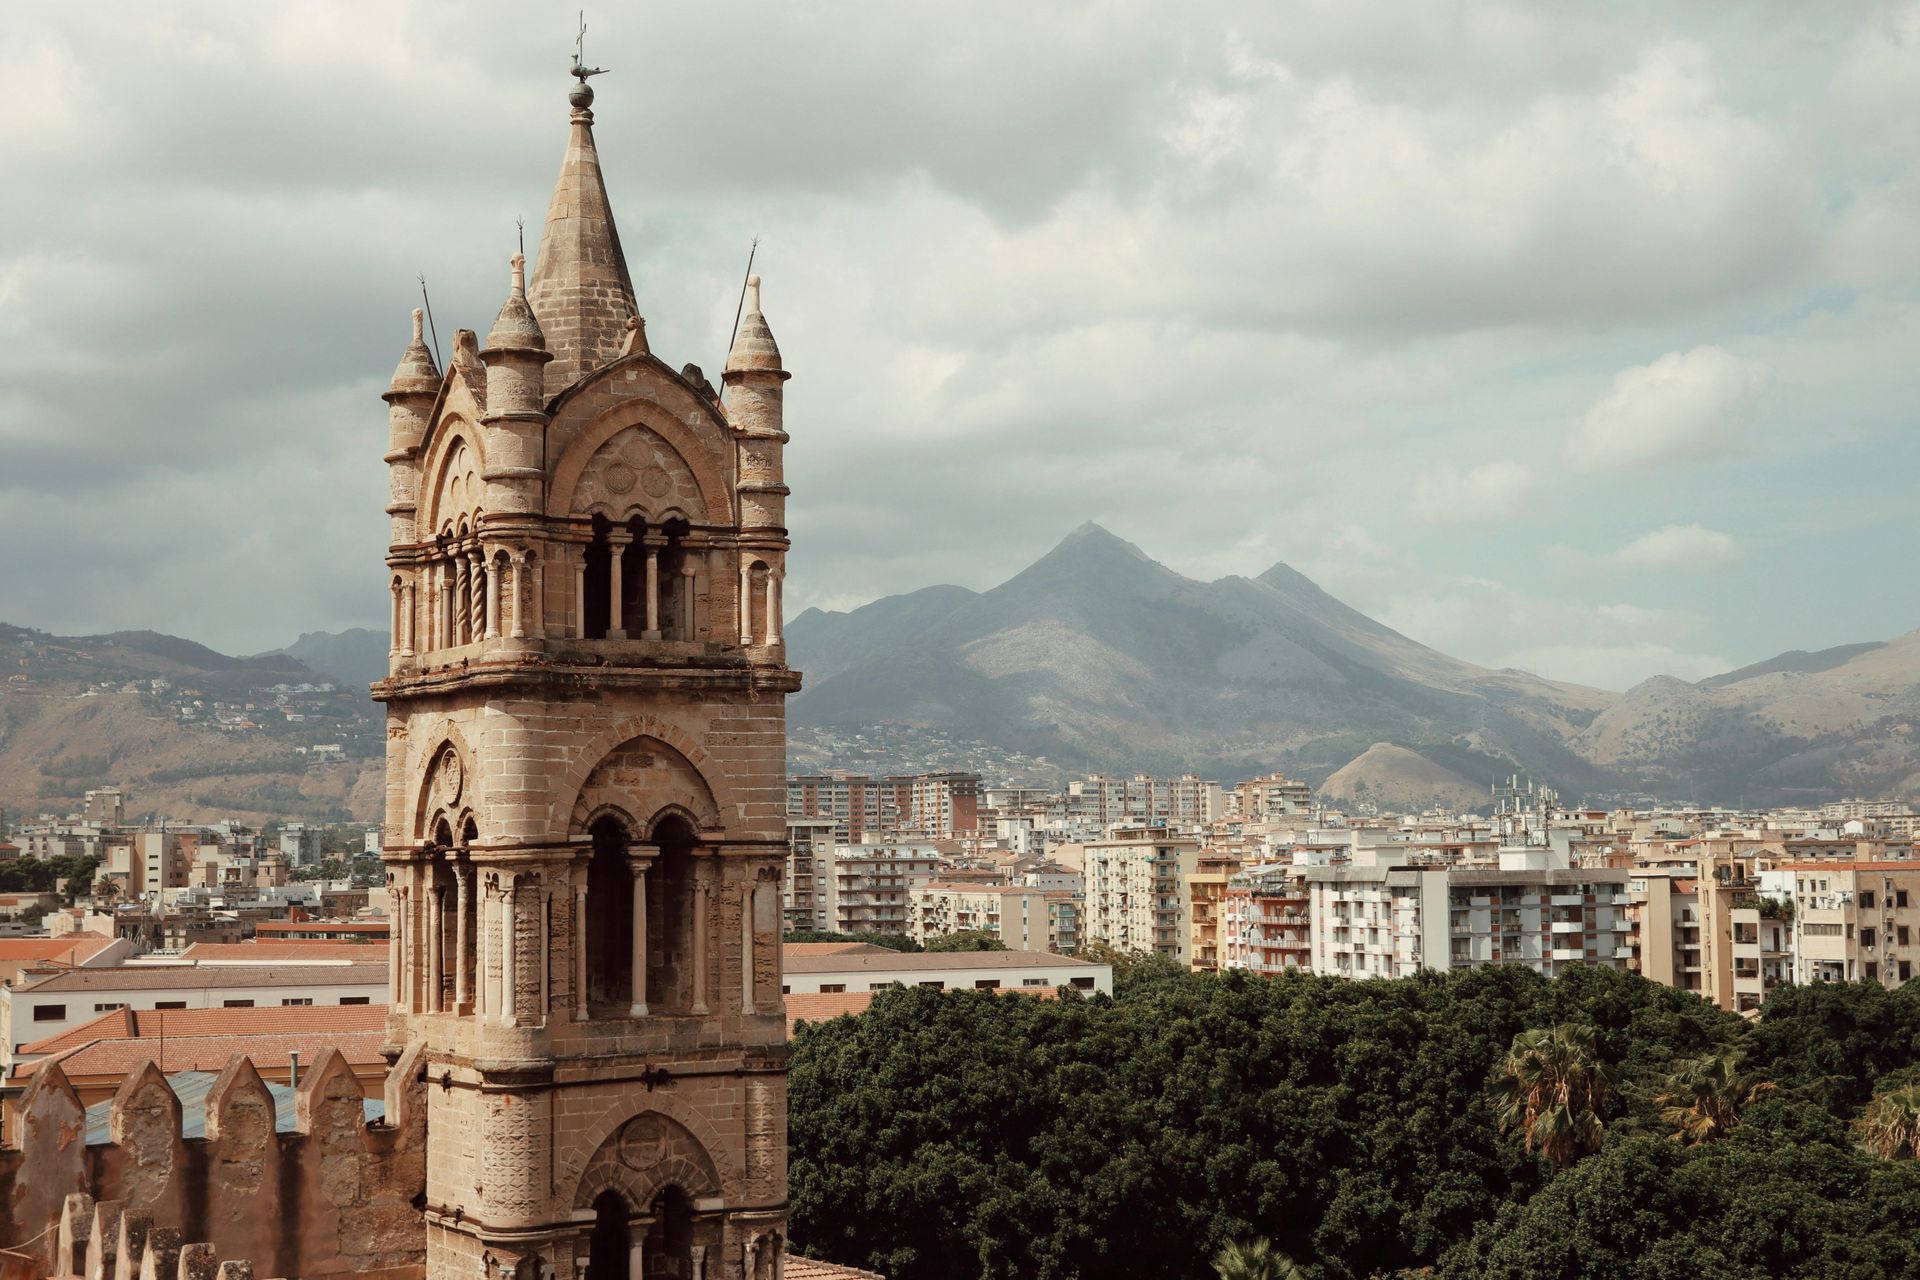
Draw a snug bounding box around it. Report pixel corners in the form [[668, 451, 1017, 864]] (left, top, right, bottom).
[[4, 2, 1917, 690]]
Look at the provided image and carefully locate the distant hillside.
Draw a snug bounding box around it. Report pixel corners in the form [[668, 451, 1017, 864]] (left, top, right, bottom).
[[0, 623, 382, 824], [787, 524, 1612, 791], [265, 629, 391, 689], [1320, 742, 1488, 812], [786, 526, 1920, 805]]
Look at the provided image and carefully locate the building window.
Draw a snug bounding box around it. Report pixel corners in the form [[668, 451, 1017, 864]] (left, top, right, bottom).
[[1863, 891, 1878, 909], [1900, 891, 1912, 909], [340, 996, 371, 1005], [1022, 977, 1049, 987], [818, 984, 845, 994], [93, 1003, 127, 1013], [917, 981, 944, 989], [223, 999, 255, 1008], [974, 979, 1001, 990], [282, 998, 313, 1007], [1866, 963, 1879, 981], [32, 1004, 65, 1022], [1070, 976, 1096, 989], [154, 1001, 187, 1010]]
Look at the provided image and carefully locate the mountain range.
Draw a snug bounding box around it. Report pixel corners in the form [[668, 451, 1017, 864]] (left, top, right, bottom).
[[4, 525, 1913, 820], [785, 524, 1920, 807]]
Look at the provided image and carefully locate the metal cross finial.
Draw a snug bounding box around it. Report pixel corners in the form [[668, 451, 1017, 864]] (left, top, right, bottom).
[[572, 10, 608, 80]]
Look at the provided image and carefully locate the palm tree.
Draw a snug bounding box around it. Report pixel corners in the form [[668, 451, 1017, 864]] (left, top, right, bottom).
[[1853, 1083, 1920, 1160], [1492, 1023, 1615, 1172], [1213, 1237, 1309, 1280], [1657, 1052, 1776, 1145]]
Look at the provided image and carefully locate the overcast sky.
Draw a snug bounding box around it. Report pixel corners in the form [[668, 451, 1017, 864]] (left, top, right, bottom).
[[3, 2, 1917, 690]]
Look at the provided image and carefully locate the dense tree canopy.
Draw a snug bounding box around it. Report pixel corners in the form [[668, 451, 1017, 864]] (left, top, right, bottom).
[[788, 964, 1920, 1280]]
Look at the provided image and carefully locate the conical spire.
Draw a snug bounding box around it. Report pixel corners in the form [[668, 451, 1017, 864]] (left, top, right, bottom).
[[725, 276, 784, 374], [386, 309, 441, 398], [485, 253, 546, 351], [527, 78, 637, 398]]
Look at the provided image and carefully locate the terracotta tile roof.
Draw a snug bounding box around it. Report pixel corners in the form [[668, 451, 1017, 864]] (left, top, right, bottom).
[[782, 1257, 887, 1280], [19, 1002, 388, 1056], [780, 942, 888, 958], [17, 1030, 387, 1080], [12, 962, 387, 992], [254, 920, 388, 934], [783, 949, 1095, 974], [183, 941, 385, 963], [0, 936, 117, 963]]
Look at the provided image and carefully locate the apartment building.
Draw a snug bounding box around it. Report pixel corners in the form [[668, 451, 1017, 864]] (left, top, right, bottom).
[[1306, 852, 1630, 980], [787, 772, 983, 842], [784, 817, 838, 931], [1222, 862, 1310, 975], [1082, 829, 1202, 959], [1625, 868, 1703, 995], [818, 842, 941, 936], [1187, 850, 1245, 972], [1779, 861, 1920, 991], [908, 883, 1052, 951], [1234, 772, 1314, 822]]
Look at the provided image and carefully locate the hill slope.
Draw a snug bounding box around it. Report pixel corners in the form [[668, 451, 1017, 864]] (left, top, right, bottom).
[[0, 623, 382, 824], [1319, 743, 1488, 813], [787, 524, 1611, 786]]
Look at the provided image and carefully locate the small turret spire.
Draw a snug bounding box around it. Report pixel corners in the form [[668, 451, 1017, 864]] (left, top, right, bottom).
[[387, 307, 441, 397], [726, 275, 784, 375]]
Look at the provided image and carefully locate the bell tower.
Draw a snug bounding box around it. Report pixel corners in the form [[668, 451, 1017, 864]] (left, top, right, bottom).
[[376, 66, 797, 1280]]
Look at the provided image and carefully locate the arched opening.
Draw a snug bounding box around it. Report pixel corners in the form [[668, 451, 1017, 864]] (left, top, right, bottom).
[[586, 816, 634, 1010], [643, 1186, 694, 1280], [619, 516, 648, 636], [429, 851, 458, 1013], [460, 817, 480, 1008], [746, 560, 770, 645], [658, 518, 693, 640], [647, 816, 699, 1015], [584, 515, 613, 639], [588, 1190, 629, 1280]]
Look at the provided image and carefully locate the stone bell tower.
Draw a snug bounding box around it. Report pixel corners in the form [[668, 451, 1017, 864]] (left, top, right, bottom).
[[375, 65, 797, 1280]]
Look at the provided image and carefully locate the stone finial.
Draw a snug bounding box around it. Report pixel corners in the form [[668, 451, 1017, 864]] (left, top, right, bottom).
[[175, 1242, 217, 1280], [620, 314, 649, 357], [137, 1229, 181, 1280], [510, 252, 527, 298], [725, 275, 784, 376], [212, 1263, 255, 1280], [205, 1054, 274, 1145], [386, 308, 440, 398], [293, 1046, 363, 1138], [452, 328, 482, 369], [746, 275, 762, 314], [412, 308, 425, 343], [109, 1060, 182, 1148], [113, 1214, 153, 1280], [86, 1201, 124, 1280]]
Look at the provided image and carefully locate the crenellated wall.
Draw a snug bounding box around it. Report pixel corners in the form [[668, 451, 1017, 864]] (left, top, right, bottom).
[[0, 1044, 429, 1280]]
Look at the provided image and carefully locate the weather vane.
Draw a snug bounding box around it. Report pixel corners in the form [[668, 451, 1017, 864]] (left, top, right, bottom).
[[572, 10, 608, 81]]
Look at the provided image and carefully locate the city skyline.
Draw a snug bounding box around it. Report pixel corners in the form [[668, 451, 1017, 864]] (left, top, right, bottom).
[[3, 2, 1918, 691]]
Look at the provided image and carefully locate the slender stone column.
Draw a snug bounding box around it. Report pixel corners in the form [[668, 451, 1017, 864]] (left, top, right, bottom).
[[401, 581, 416, 655], [690, 1245, 707, 1280], [764, 571, 782, 645], [691, 877, 710, 1015], [628, 852, 653, 1017], [501, 876, 518, 1027], [738, 563, 753, 645], [642, 538, 663, 641], [477, 876, 491, 1023], [628, 1233, 645, 1280], [454, 866, 472, 1011], [389, 585, 401, 656], [455, 556, 471, 644], [475, 551, 493, 641], [539, 881, 552, 1023], [573, 871, 590, 1020], [741, 883, 755, 1013], [680, 564, 697, 641], [390, 885, 405, 1007], [573, 545, 587, 638], [608, 533, 630, 638], [509, 554, 526, 639], [530, 553, 546, 640], [430, 881, 446, 1012]]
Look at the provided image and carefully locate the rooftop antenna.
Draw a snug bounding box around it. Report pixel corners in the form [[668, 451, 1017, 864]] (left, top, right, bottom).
[[718, 236, 760, 401], [417, 275, 444, 369], [572, 10, 609, 81]]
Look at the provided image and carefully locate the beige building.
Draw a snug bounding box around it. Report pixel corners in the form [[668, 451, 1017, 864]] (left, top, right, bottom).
[[819, 843, 939, 937], [784, 817, 837, 932], [1186, 850, 1245, 972], [908, 883, 1052, 951], [1082, 829, 1202, 959], [1782, 861, 1920, 991], [1624, 868, 1702, 995]]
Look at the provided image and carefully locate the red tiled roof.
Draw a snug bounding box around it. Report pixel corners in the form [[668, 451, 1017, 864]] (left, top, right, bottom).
[[19, 1003, 388, 1056], [781, 942, 888, 958], [16, 1030, 387, 1080], [254, 920, 388, 934], [184, 941, 384, 962], [0, 936, 117, 963], [782, 1257, 887, 1280]]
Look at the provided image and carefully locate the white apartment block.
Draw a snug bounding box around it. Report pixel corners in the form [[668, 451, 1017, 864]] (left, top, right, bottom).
[[819, 842, 941, 937], [909, 883, 1053, 951], [1306, 854, 1631, 980], [1082, 830, 1201, 959]]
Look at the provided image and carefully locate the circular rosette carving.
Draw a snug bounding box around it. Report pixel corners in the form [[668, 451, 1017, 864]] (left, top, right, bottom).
[[435, 747, 464, 805]]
